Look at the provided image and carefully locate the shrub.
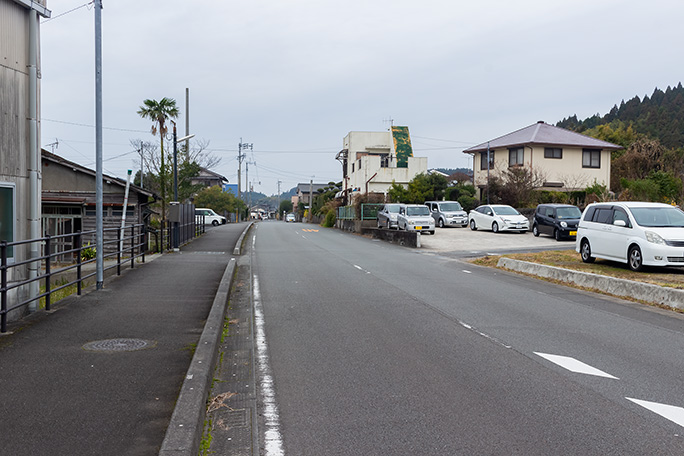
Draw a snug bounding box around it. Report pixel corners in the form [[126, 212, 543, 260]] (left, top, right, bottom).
[[458, 195, 480, 212], [322, 211, 336, 227]]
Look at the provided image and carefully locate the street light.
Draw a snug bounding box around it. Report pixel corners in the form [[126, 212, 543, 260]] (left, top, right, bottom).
[[172, 121, 194, 249]]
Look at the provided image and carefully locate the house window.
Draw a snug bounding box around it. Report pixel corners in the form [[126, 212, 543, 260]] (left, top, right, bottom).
[[509, 147, 524, 166], [480, 151, 494, 170], [583, 149, 601, 168], [0, 184, 15, 259], [352, 163, 355, 173], [544, 147, 562, 159], [358, 159, 362, 170], [380, 154, 390, 168]]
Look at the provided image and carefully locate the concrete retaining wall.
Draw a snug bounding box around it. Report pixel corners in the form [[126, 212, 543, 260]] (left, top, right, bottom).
[[360, 227, 420, 248], [497, 257, 684, 310]]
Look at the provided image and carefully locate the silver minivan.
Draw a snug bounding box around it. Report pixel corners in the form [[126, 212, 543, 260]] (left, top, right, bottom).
[[424, 201, 468, 228]]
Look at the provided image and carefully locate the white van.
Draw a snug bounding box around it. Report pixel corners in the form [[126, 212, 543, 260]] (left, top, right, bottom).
[[576, 201, 684, 271], [195, 208, 227, 226]]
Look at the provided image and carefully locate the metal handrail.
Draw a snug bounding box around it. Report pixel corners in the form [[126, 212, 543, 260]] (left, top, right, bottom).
[[0, 223, 146, 333]]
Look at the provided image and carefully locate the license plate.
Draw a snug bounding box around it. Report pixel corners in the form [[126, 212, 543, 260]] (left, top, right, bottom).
[[415, 226, 423, 230], [569, 231, 577, 236]]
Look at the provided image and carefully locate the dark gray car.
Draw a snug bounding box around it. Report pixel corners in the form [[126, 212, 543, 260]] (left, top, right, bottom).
[[532, 204, 581, 240]]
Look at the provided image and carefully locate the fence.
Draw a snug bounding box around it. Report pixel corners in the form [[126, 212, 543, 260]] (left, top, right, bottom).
[[336, 204, 383, 221], [0, 224, 145, 333]]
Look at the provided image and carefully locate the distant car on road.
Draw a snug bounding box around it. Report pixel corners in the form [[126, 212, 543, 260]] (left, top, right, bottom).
[[532, 204, 582, 241], [398, 204, 435, 234], [195, 208, 226, 226], [377, 203, 402, 229], [468, 204, 529, 233], [576, 201, 684, 271], [425, 201, 468, 228], [285, 213, 296, 222]]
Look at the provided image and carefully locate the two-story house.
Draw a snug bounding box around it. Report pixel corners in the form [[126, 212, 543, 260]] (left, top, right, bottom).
[[463, 121, 622, 201], [335, 126, 428, 203]]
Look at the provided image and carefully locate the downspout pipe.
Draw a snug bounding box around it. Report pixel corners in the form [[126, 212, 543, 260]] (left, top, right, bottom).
[[28, 9, 40, 311]]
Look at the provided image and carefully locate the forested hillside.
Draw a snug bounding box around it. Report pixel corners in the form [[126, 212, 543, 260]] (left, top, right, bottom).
[[557, 83, 684, 149]]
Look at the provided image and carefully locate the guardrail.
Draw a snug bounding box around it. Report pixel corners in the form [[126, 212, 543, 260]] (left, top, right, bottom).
[[0, 224, 145, 333]]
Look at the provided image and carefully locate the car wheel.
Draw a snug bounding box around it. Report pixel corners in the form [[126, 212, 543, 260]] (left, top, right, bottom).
[[492, 222, 499, 233], [438, 219, 445, 228], [580, 239, 595, 263], [533, 224, 539, 237], [212, 220, 219, 226], [554, 229, 561, 241], [628, 245, 644, 272], [429, 230, 435, 235], [469, 219, 477, 231], [377, 220, 383, 229], [386, 220, 391, 230]]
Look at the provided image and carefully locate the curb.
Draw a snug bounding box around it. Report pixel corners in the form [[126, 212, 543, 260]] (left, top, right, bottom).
[[497, 257, 684, 310], [233, 221, 254, 255], [159, 223, 252, 456]]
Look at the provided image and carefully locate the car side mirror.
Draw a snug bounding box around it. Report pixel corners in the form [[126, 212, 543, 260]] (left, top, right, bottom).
[[614, 220, 626, 227]]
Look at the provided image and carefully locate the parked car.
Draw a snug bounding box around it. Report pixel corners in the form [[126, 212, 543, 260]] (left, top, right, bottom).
[[576, 201, 684, 271], [532, 204, 582, 240], [425, 201, 468, 228], [468, 204, 529, 233], [195, 208, 226, 226], [285, 213, 296, 222], [377, 203, 402, 229], [397, 204, 435, 234]]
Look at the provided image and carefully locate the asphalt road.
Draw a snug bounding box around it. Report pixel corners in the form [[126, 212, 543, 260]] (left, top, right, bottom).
[[250, 220, 684, 455]]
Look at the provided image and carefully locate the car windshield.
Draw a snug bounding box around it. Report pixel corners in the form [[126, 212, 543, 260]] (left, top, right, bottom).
[[407, 206, 430, 216], [629, 206, 684, 227], [385, 204, 401, 213], [440, 203, 462, 211], [492, 206, 519, 216], [556, 207, 582, 219]]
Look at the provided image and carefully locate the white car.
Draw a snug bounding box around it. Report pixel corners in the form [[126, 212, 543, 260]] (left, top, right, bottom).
[[285, 213, 296, 222], [195, 208, 226, 226], [468, 204, 529, 233], [397, 204, 435, 234], [576, 201, 684, 271]]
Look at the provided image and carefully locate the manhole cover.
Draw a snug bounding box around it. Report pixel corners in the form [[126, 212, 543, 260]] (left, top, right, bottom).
[[82, 338, 156, 352]]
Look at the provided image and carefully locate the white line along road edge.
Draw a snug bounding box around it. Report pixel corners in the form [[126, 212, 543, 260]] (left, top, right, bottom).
[[254, 274, 285, 455]]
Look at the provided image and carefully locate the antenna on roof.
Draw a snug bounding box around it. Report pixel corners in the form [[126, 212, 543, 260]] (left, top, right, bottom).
[[383, 116, 394, 130]]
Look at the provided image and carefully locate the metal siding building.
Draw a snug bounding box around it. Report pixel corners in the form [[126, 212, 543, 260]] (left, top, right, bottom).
[[0, 0, 50, 319]]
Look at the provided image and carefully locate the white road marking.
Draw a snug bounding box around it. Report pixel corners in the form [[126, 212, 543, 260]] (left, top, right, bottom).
[[353, 264, 371, 274], [626, 398, 684, 428], [253, 275, 284, 455], [458, 321, 511, 349], [534, 353, 618, 379], [462, 270, 472, 274]]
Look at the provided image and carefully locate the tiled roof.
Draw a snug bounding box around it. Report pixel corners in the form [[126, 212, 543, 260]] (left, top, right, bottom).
[[463, 121, 622, 153]]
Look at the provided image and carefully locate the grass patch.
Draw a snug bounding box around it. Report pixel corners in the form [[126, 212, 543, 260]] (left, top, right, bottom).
[[472, 249, 684, 289]]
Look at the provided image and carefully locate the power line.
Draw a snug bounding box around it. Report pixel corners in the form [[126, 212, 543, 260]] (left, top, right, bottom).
[[43, 118, 150, 133], [41, 1, 94, 23]]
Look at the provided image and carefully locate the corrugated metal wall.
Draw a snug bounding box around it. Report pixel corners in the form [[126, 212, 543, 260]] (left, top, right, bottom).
[[1, 0, 28, 73]]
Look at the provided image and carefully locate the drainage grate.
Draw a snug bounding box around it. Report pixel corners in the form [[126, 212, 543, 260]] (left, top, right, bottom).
[[82, 338, 156, 352], [215, 408, 248, 429]]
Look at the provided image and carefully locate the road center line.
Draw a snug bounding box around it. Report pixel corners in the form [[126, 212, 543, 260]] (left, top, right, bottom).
[[458, 321, 511, 349], [626, 398, 684, 428], [534, 352, 619, 379]]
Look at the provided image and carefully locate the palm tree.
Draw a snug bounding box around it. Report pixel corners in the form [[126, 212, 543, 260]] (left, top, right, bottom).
[[137, 97, 179, 249]]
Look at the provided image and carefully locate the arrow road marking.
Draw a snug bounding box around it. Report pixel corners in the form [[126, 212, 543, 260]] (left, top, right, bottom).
[[626, 398, 684, 428], [534, 353, 619, 379]]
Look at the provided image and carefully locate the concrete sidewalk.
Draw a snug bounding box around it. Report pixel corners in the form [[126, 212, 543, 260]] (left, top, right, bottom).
[[0, 222, 249, 456]]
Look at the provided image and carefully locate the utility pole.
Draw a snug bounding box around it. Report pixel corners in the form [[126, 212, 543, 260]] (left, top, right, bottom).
[[94, 0, 104, 290], [486, 142, 491, 205], [185, 88, 190, 158], [237, 139, 252, 220], [308, 179, 313, 223], [277, 180, 282, 219]]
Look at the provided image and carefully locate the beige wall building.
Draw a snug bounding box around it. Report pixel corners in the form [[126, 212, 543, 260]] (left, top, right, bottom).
[[464, 121, 622, 201], [335, 128, 427, 202]]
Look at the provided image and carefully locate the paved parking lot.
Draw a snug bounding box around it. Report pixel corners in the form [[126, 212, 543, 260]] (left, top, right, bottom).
[[419, 225, 575, 256]]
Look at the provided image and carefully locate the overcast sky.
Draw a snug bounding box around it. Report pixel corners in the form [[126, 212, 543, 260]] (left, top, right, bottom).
[[39, 0, 684, 196]]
